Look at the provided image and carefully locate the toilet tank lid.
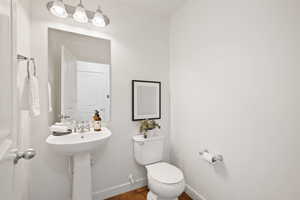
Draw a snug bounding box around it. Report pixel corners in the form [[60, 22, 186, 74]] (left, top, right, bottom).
[[146, 162, 184, 184], [132, 135, 164, 142]]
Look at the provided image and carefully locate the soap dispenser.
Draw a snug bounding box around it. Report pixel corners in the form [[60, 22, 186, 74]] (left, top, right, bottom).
[[93, 110, 102, 131]]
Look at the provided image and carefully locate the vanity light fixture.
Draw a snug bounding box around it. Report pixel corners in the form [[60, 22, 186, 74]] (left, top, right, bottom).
[[73, 0, 88, 23], [49, 0, 68, 18], [92, 6, 106, 27], [47, 0, 110, 27]]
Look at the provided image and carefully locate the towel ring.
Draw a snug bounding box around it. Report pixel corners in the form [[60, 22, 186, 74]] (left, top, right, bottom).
[[26, 59, 37, 79], [17, 54, 37, 79], [26, 60, 30, 79], [30, 58, 37, 77]]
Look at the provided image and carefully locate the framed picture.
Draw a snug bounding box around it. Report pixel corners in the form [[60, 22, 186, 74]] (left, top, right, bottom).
[[132, 80, 161, 121]]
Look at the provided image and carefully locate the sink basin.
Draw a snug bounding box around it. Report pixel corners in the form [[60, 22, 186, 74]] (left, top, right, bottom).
[[46, 127, 112, 155]]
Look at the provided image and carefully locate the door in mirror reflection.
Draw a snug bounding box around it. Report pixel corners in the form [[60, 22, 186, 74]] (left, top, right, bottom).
[[76, 61, 110, 121], [61, 46, 110, 121]]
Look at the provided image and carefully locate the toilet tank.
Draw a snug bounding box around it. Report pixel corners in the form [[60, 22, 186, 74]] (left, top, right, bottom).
[[133, 135, 164, 165]]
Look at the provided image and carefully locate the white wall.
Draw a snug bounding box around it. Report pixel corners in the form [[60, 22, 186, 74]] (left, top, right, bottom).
[[170, 0, 300, 200], [29, 1, 170, 200]]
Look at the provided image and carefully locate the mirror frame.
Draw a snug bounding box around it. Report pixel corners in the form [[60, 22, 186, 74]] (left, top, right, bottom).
[[132, 80, 161, 121]]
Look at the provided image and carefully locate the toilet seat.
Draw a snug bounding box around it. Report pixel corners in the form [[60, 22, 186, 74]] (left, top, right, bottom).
[[146, 162, 184, 184]]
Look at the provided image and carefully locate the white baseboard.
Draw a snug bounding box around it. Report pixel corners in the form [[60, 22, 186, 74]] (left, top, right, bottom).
[[93, 178, 147, 200], [185, 184, 207, 200], [92, 178, 206, 200]]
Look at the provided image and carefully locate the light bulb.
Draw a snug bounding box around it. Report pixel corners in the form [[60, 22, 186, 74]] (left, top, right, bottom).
[[92, 9, 106, 27], [50, 0, 68, 18], [73, 3, 88, 23]]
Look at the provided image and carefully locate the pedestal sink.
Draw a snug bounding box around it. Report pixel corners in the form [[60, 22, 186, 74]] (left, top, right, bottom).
[[46, 127, 112, 200]]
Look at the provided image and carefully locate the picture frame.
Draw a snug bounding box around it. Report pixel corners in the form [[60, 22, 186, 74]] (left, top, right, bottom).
[[132, 80, 161, 121]]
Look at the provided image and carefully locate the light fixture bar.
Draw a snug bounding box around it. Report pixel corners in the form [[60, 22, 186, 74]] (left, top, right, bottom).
[[46, 1, 110, 26]]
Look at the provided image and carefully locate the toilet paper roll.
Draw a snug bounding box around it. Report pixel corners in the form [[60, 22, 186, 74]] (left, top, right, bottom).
[[202, 151, 214, 164]]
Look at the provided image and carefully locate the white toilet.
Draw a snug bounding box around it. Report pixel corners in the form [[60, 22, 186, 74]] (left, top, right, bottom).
[[133, 135, 185, 200]]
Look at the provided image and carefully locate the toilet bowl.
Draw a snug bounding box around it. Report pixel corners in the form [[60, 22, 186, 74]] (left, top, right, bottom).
[[146, 162, 185, 200], [132, 135, 185, 200]]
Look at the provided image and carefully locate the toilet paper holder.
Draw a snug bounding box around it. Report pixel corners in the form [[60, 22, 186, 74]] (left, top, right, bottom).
[[199, 149, 223, 165]]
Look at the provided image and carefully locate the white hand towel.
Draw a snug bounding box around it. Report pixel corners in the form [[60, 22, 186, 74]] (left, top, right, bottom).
[[49, 125, 69, 133], [28, 76, 40, 117], [48, 82, 53, 112], [19, 78, 30, 110]]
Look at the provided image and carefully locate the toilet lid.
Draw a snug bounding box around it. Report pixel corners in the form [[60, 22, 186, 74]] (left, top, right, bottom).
[[146, 162, 184, 184]]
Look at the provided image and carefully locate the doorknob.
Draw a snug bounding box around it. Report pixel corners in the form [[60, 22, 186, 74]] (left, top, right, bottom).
[[11, 148, 36, 164]]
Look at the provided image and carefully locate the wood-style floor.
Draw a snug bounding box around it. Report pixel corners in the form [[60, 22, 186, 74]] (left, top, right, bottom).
[[106, 187, 192, 200]]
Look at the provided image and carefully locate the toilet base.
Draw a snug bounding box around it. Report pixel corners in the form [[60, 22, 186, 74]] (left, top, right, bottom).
[[147, 191, 178, 200]]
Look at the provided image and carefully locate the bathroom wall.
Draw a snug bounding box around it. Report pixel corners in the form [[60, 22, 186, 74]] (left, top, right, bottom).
[[29, 1, 170, 200], [170, 0, 300, 200]]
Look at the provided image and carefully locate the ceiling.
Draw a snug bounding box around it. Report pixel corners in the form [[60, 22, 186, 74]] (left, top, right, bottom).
[[117, 0, 185, 16], [63, 0, 186, 17]]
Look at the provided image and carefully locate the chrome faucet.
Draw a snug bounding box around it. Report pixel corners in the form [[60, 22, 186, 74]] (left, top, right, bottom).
[[72, 121, 91, 133], [78, 121, 85, 133]]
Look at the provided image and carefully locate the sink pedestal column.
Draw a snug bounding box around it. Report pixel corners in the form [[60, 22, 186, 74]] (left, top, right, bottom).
[[72, 152, 92, 200]]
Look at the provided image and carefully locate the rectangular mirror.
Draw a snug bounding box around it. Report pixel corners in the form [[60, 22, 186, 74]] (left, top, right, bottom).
[[48, 28, 111, 122]]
